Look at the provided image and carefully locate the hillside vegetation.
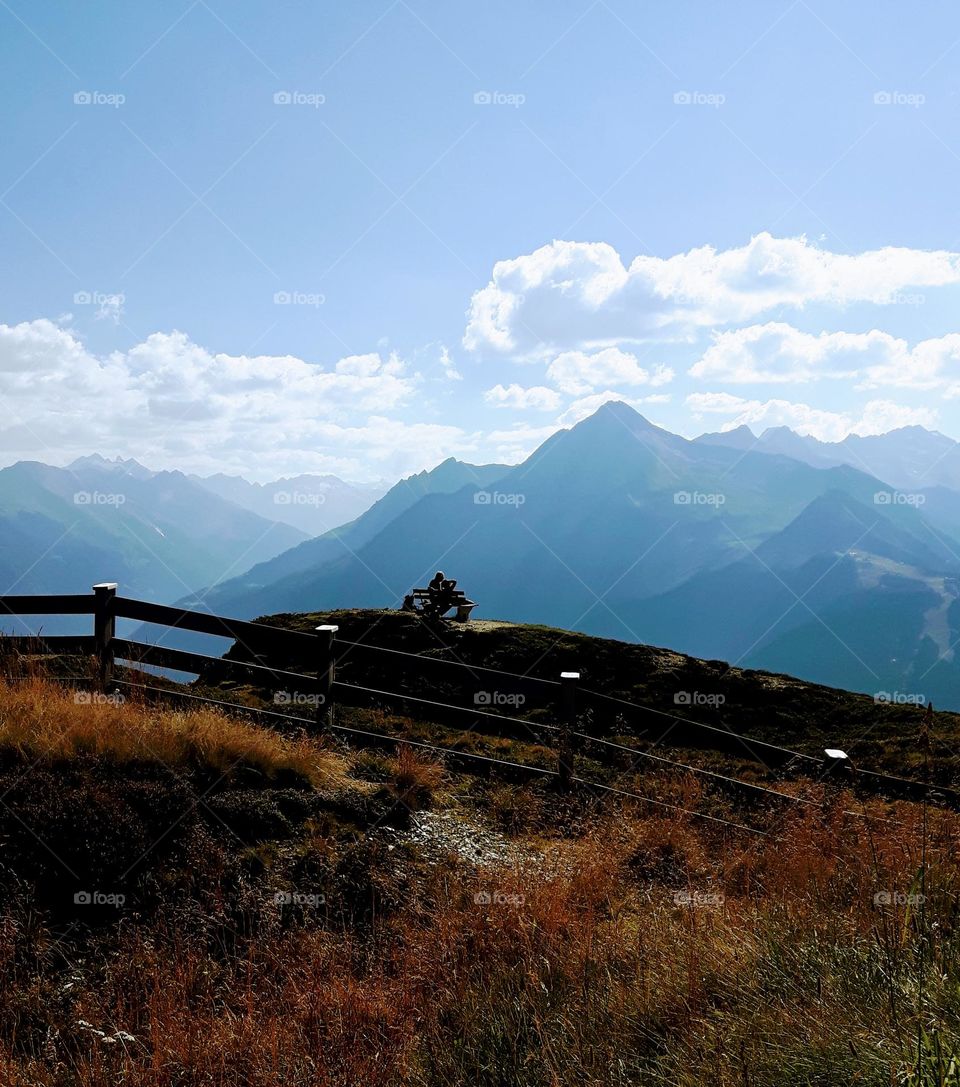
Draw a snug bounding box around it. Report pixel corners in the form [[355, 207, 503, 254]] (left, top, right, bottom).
[[213, 607, 960, 782], [1, 630, 959, 1084]]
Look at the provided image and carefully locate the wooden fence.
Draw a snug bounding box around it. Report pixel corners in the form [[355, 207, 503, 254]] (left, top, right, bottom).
[[0, 583, 585, 785], [0, 583, 956, 810]]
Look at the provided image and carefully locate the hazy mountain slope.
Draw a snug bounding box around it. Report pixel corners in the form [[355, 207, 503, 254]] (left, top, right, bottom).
[[696, 423, 960, 491], [189, 472, 388, 535], [0, 460, 306, 620], [106, 403, 960, 707], [187, 458, 509, 611], [611, 488, 960, 704], [128, 458, 512, 655], [211, 403, 923, 634]]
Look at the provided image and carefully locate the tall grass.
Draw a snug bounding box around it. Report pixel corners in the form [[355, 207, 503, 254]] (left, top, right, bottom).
[[0, 677, 957, 1084], [0, 674, 348, 789]]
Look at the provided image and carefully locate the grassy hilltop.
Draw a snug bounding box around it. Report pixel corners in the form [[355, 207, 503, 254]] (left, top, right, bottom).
[[215, 608, 960, 780], [0, 616, 957, 1085]]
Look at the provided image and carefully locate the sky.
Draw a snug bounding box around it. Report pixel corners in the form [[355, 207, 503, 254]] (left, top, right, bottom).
[[3, 0, 960, 481]]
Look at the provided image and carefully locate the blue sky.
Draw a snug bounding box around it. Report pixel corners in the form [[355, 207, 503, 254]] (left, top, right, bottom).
[[3, 0, 960, 480]]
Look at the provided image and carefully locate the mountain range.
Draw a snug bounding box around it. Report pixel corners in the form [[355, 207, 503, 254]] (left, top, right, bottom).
[[185, 471, 388, 536], [0, 456, 382, 632], [162, 404, 960, 709], [7, 410, 960, 709], [696, 423, 960, 492]]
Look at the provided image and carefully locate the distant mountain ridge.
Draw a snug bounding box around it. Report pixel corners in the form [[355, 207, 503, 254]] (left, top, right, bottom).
[[0, 458, 309, 628], [186, 472, 388, 536], [695, 422, 960, 491], [169, 402, 960, 708], [180, 456, 511, 619], [11, 413, 960, 708], [61, 454, 387, 536]]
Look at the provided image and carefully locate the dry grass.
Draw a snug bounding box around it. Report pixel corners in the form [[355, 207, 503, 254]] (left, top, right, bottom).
[[0, 674, 348, 790], [0, 677, 958, 1084], [1, 794, 957, 1085], [388, 743, 445, 810]]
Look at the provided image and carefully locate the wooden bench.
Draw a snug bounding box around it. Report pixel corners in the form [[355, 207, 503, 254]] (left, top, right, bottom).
[[407, 587, 477, 622]]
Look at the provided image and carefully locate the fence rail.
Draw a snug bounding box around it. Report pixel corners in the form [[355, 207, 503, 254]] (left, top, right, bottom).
[[0, 582, 955, 811]]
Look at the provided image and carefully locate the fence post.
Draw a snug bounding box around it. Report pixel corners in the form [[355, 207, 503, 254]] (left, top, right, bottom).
[[92, 582, 118, 693], [315, 625, 338, 732], [558, 670, 580, 791]]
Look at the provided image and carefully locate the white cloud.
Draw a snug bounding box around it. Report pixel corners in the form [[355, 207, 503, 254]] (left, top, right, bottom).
[[483, 383, 562, 411], [439, 345, 462, 381], [546, 347, 673, 395], [465, 233, 960, 356], [335, 353, 390, 377], [689, 322, 960, 388], [686, 391, 938, 441], [0, 320, 473, 481]]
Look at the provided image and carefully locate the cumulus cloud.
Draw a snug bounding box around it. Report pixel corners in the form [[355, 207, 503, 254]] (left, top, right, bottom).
[[686, 391, 937, 442], [439, 345, 462, 381], [464, 233, 960, 356], [483, 384, 562, 411], [0, 319, 477, 481], [689, 322, 960, 388], [545, 347, 673, 395]]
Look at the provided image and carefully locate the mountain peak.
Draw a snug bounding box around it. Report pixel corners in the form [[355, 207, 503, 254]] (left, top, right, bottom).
[[69, 454, 154, 479], [593, 399, 641, 420], [588, 400, 669, 432], [693, 424, 755, 450], [580, 399, 675, 437]]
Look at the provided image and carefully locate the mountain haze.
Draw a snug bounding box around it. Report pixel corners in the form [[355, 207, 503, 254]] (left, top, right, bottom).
[[175, 402, 960, 706], [187, 472, 387, 536], [0, 458, 307, 630]]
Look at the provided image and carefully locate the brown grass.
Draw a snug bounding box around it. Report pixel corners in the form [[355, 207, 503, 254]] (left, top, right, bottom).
[[388, 743, 445, 810], [0, 677, 957, 1084], [0, 674, 348, 790], [2, 795, 957, 1085]]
